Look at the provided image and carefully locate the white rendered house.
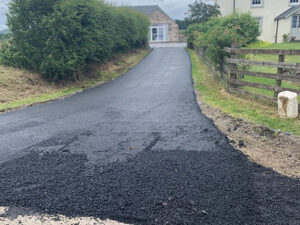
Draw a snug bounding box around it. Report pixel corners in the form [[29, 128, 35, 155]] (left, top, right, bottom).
[[215, 0, 300, 43]]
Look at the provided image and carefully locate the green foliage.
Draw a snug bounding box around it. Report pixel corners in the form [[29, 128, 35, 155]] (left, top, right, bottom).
[[0, 29, 11, 40], [184, 0, 220, 25], [282, 33, 289, 43], [0, 0, 149, 81], [246, 40, 271, 48], [186, 18, 220, 48], [186, 13, 260, 66], [175, 19, 187, 30]]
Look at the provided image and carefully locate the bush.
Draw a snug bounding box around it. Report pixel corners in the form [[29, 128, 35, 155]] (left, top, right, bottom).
[[186, 13, 260, 66], [0, 0, 149, 81], [282, 33, 289, 43], [186, 18, 220, 48]]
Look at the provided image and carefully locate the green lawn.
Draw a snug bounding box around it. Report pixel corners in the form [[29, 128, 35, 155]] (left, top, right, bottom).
[[188, 48, 300, 136], [241, 43, 300, 100]]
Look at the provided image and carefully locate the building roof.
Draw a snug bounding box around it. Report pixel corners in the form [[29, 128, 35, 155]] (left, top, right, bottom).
[[275, 5, 300, 20], [129, 5, 174, 22]]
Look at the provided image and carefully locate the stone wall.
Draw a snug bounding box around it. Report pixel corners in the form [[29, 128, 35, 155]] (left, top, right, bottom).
[[149, 10, 179, 42]]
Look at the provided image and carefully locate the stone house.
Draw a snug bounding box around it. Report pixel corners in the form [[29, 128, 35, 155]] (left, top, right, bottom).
[[130, 5, 179, 42], [215, 0, 300, 43]]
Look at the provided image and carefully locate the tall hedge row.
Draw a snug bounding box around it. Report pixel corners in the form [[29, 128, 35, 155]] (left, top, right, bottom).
[[0, 0, 150, 81], [186, 13, 260, 66]]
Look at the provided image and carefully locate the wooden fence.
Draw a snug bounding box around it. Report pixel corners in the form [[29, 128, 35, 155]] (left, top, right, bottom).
[[223, 46, 300, 110]]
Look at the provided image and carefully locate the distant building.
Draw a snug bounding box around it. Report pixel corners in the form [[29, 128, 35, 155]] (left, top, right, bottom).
[[130, 5, 179, 43], [215, 0, 300, 43]]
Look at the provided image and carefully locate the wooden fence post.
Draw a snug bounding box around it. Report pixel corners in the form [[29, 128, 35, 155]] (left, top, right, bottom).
[[274, 52, 285, 98], [229, 43, 239, 91]]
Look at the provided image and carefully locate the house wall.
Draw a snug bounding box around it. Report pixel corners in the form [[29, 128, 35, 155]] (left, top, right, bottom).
[[215, 0, 295, 43], [149, 10, 179, 42], [277, 18, 291, 43]]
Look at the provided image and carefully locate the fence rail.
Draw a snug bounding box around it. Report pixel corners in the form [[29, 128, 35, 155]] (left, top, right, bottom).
[[224, 56, 300, 69], [212, 45, 300, 113], [224, 47, 300, 55], [225, 46, 300, 102]]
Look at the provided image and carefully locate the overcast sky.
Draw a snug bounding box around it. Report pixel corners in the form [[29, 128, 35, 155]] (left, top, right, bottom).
[[0, 0, 214, 31], [0, 0, 9, 30], [108, 0, 196, 20]]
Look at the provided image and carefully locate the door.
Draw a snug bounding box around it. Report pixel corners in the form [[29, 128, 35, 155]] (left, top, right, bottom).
[[150, 25, 168, 42], [291, 15, 300, 40], [151, 27, 158, 41]]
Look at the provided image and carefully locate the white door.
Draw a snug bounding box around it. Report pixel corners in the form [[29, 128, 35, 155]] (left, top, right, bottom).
[[291, 15, 300, 40], [150, 25, 168, 42]]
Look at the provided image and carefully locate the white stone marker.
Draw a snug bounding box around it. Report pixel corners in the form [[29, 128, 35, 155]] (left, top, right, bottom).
[[278, 91, 298, 118]]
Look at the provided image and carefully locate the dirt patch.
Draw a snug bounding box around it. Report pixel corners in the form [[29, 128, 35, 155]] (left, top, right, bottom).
[[195, 90, 300, 178], [0, 67, 57, 103], [0, 207, 130, 225]]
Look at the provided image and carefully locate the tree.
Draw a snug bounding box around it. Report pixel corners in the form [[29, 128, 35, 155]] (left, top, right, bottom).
[[175, 19, 187, 30], [184, 0, 220, 25]]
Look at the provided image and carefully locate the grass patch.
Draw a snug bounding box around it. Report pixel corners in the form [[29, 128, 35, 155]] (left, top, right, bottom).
[[188, 48, 300, 136], [0, 48, 149, 111], [0, 88, 80, 111]]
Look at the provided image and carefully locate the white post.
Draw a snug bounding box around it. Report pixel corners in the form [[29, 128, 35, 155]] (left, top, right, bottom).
[[278, 91, 298, 118]]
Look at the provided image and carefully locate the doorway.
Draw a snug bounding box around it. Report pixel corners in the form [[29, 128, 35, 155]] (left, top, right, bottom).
[[150, 24, 168, 42]]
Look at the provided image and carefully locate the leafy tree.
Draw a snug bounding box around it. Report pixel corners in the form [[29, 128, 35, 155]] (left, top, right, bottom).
[[186, 13, 260, 66], [175, 19, 187, 30], [184, 0, 220, 25]]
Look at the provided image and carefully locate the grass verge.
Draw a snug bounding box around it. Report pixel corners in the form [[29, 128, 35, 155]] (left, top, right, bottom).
[[0, 48, 149, 112], [188, 48, 300, 136]]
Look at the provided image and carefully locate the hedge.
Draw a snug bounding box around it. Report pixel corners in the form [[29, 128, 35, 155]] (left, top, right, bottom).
[[0, 0, 150, 81], [186, 13, 260, 66]]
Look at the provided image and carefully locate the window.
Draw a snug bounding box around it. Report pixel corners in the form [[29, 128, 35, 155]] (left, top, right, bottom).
[[254, 17, 263, 33], [252, 0, 262, 6], [290, 0, 299, 5], [292, 15, 300, 28], [292, 16, 298, 28]]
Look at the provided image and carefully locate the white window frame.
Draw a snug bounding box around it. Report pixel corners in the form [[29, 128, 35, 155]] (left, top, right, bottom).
[[254, 17, 263, 34], [251, 0, 263, 7], [290, 0, 300, 6], [150, 24, 169, 42], [291, 15, 300, 28]]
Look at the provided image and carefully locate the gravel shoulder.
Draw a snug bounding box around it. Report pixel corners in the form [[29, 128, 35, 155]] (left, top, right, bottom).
[[196, 92, 300, 178]]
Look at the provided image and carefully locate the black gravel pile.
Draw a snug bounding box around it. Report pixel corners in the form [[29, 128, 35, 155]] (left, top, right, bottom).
[[0, 146, 299, 225]]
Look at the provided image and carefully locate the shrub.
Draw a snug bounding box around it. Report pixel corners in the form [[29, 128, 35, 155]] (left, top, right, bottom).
[[186, 18, 220, 48], [186, 13, 260, 66], [0, 0, 149, 81], [219, 13, 260, 45], [282, 33, 289, 43]]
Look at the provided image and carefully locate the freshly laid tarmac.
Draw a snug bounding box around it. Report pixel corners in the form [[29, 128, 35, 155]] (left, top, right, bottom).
[[0, 46, 299, 224]]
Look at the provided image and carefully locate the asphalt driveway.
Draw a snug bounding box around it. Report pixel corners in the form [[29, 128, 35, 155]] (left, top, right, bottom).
[[0, 47, 299, 224]]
